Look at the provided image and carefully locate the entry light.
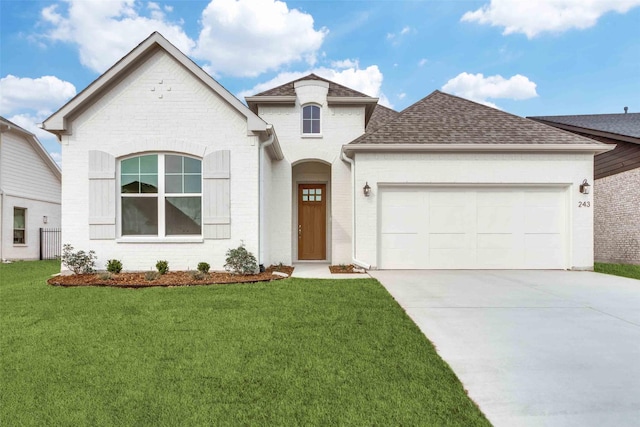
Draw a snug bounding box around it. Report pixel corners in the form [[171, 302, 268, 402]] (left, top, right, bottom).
[[579, 179, 590, 195], [363, 182, 371, 197]]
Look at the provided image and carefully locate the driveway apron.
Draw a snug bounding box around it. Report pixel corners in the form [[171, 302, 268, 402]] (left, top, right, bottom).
[[370, 270, 640, 427]]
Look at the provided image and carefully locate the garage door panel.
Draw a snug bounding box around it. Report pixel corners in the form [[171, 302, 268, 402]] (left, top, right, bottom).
[[430, 233, 469, 249], [379, 186, 568, 270], [380, 233, 424, 269], [430, 248, 476, 268], [524, 207, 563, 233]]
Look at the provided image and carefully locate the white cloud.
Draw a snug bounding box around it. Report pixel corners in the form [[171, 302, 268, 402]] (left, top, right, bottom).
[[40, 0, 195, 73], [461, 0, 640, 38], [194, 0, 328, 77], [441, 72, 538, 107], [1, 75, 76, 115], [331, 59, 359, 69], [49, 152, 63, 167], [239, 64, 392, 107], [386, 25, 414, 43], [418, 58, 428, 67], [397, 93, 406, 100]]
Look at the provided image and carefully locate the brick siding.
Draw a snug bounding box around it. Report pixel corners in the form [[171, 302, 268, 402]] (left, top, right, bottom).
[[594, 168, 640, 264]]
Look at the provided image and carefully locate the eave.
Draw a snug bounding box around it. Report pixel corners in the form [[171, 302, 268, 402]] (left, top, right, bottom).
[[342, 143, 615, 158]]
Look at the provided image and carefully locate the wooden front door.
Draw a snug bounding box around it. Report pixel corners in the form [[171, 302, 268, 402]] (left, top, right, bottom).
[[298, 184, 326, 260]]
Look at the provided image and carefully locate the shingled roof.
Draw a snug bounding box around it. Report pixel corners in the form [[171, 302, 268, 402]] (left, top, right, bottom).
[[349, 91, 604, 146], [529, 113, 640, 140], [253, 73, 374, 98], [366, 104, 399, 133]]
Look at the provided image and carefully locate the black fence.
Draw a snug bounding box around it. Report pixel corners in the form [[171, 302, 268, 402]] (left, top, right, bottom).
[[40, 228, 61, 260]]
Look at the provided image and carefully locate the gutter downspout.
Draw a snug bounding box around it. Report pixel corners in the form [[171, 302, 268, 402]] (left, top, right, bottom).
[[341, 149, 371, 270], [258, 124, 276, 269]]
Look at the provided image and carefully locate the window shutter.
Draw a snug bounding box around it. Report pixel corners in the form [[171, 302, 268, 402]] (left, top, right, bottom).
[[88, 150, 116, 239], [202, 150, 230, 239]]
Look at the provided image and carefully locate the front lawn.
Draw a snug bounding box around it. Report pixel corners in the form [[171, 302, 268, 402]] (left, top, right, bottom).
[[1, 260, 488, 426], [595, 262, 640, 280]]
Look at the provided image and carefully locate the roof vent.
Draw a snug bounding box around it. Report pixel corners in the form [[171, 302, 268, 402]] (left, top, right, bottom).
[[624, 106, 628, 114]]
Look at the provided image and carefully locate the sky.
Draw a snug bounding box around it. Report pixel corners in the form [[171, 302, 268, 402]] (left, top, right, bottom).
[[1, 0, 639, 164]]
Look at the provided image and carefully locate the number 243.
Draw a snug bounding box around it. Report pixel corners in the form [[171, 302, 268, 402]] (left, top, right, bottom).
[[578, 201, 591, 208]]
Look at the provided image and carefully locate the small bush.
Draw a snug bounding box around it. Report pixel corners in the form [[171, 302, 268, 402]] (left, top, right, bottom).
[[156, 260, 169, 275], [145, 271, 160, 281], [197, 262, 210, 274], [106, 259, 123, 273], [224, 243, 258, 275], [190, 270, 207, 281], [98, 272, 114, 281], [62, 244, 97, 274]]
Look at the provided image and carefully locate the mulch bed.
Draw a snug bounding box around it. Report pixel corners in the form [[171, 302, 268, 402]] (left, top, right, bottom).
[[328, 264, 366, 274], [48, 265, 295, 288]]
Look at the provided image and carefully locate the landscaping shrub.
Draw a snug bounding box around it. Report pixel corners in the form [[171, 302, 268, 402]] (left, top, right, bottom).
[[197, 262, 210, 274], [155, 260, 169, 275], [106, 259, 123, 274], [98, 272, 114, 280], [145, 271, 160, 281], [190, 270, 207, 281], [224, 244, 258, 275], [61, 244, 97, 274]]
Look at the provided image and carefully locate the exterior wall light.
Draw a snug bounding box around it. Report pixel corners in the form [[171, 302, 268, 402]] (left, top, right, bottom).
[[579, 179, 591, 195], [363, 182, 371, 197], [43, 216, 48, 224]]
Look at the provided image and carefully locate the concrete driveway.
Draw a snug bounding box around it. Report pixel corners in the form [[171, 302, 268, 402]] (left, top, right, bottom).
[[369, 270, 640, 427]]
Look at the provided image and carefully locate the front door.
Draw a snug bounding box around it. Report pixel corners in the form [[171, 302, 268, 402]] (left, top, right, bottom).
[[298, 184, 326, 260]]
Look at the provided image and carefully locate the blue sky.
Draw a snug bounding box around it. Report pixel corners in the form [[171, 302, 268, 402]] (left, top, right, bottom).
[[2, 0, 639, 163]]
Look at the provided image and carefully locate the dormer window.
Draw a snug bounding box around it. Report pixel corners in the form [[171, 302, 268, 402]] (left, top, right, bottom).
[[302, 104, 321, 135]]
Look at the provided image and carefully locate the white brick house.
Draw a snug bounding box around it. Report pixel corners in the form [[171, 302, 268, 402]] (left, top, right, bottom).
[[44, 33, 612, 272], [0, 117, 61, 260]]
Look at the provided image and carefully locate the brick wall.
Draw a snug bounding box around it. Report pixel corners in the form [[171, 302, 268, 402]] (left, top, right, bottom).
[[594, 168, 640, 264]]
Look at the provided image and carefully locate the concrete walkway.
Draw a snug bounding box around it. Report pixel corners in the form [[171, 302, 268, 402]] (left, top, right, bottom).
[[370, 270, 640, 427], [291, 262, 370, 279]]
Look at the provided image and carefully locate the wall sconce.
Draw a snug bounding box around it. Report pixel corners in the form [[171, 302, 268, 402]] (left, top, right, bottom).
[[43, 216, 48, 224], [363, 182, 371, 197], [579, 179, 590, 195]]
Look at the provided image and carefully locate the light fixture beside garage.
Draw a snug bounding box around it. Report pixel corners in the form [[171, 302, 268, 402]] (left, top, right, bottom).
[[363, 182, 371, 197], [579, 179, 591, 195]]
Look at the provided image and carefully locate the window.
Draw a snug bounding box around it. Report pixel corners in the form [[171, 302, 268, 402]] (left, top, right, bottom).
[[13, 207, 26, 244], [302, 104, 321, 134], [120, 154, 202, 237]]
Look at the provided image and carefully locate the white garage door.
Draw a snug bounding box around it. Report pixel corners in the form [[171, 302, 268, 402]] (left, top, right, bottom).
[[379, 186, 568, 269]]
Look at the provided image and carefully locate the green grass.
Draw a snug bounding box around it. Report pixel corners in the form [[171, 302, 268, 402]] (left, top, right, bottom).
[[1, 260, 489, 426], [595, 262, 640, 280]]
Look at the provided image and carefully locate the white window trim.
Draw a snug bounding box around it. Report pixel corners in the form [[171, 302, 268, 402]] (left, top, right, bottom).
[[117, 153, 203, 240], [301, 104, 322, 137], [13, 207, 27, 246]]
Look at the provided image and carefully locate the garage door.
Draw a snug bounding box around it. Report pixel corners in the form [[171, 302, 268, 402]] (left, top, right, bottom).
[[379, 186, 568, 269]]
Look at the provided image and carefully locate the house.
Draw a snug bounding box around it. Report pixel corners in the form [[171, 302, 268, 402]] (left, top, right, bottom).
[[43, 32, 612, 272], [0, 117, 61, 260], [530, 112, 640, 265]]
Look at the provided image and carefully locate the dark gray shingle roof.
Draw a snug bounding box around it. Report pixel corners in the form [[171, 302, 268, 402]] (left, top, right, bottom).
[[366, 104, 399, 133], [529, 113, 640, 139], [349, 91, 602, 146], [253, 73, 374, 98]]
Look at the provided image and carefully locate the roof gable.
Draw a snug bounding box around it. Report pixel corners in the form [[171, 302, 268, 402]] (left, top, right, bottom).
[[43, 32, 267, 135], [349, 91, 605, 146], [0, 116, 62, 180]]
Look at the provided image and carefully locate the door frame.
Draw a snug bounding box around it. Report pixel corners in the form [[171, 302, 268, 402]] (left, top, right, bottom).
[[296, 182, 328, 261]]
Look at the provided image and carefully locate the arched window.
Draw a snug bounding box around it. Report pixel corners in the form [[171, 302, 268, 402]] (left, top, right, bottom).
[[120, 154, 202, 236], [302, 104, 321, 135]]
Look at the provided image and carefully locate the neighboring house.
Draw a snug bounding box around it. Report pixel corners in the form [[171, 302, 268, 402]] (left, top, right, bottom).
[[43, 32, 611, 272], [530, 113, 640, 265], [0, 117, 62, 260]]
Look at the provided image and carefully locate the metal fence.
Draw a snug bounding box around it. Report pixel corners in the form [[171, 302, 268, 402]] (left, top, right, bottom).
[[40, 228, 61, 260]]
